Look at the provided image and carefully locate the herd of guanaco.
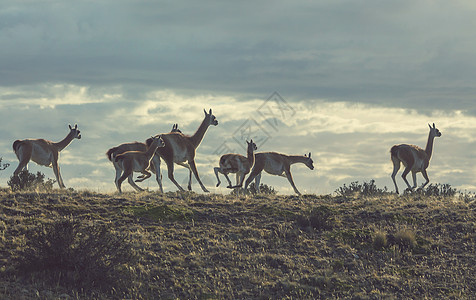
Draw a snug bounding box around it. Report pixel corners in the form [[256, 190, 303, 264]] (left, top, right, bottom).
[[11, 109, 441, 195]]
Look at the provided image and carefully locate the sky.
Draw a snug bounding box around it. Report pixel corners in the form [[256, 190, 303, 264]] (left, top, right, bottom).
[[1, 1, 476, 194]]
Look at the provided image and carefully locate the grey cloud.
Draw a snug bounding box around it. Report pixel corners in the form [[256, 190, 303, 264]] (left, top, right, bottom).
[[1, 1, 476, 114]]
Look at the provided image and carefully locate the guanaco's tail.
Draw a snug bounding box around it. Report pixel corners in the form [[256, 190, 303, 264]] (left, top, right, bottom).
[[390, 145, 400, 158], [12, 140, 23, 153], [106, 147, 119, 162]]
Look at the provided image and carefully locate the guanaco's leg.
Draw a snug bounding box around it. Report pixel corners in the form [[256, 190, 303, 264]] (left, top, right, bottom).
[[401, 164, 413, 191], [188, 159, 209, 193], [135, 170, 151, 182], [129, 175, 144, 192], [391, 156, 401, 194], [214, 167, 223, 187], [244, 163, 263, 191], [13, 143, 32, 176], [284, 168, 301, 195], [117, 169, 133, 194], [420, 169, 430, 189], [411, 171, 418, 189], [150, 156, 163, 193], [230, 172, 247, 189], [52, 159, 65, 189], [166, 159, 185, 192], [114, 165, 122, 192], [255, 173, 262, 193]]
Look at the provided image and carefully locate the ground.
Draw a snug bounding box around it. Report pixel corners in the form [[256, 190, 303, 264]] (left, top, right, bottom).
[[0, 188, 474, 299]]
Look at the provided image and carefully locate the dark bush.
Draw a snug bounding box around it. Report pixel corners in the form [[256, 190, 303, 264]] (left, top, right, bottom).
[[0, 157, 9, 171], [231, 182, 277, 196], [7, 170, 55, 191], [15, 218, 136, 293], [422, 183, 457, 197], [297, 205, 335, 231], [335, 180, 388, 197]]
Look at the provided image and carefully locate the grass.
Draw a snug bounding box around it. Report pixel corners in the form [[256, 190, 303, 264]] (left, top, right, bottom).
[[0, 188, 474, 299]]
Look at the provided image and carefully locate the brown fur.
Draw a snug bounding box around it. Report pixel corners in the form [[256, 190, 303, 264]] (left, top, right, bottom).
[[12, 124, 81, 189], [106, 124, 183, 193], [214, 140, 257, 188], [390, 123, 441, 194], [150, 109, 218, 193], [114, 135, 164, 193], [244, 151, 314, 195]]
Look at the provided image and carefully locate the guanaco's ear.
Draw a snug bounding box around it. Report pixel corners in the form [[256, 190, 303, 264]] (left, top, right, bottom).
[[74, 124, 78, 129], [209, 108, 212, 114], [204, 109, 207, 115], [308, 152, 311, 158], [428, 123, 432, 130], [433, 123, 436, 128], [69, 124, 72, 130]]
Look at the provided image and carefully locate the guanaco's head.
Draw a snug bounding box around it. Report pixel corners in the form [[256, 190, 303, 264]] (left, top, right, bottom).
[[246, 139, 257, 152], [304, 152, 314, 170], [428, 123, 442, 138], [149, 134, 165, 148], [204, 108, 218, 126], [68, 124, 81, 140], [171, 123, 182, 133]]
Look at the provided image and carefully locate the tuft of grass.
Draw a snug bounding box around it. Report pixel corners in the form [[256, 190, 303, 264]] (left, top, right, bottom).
[[296, 205, 336, 231], [309, 205, 335, 230], [394, 229, 417, 250], [372, 230, 388, 250]]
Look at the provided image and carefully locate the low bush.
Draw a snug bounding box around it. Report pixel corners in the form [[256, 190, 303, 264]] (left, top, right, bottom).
[[372, 231, 388, 250], [422, 183, 457, 197], [231, 182, 277, 196], [7, 170, 55, 191], [14, 218, 136, 294], [296, 205, 335, 231], [335, 180, 388, 197], [0, 157, 9, 171], [394, 229, 417, 250]]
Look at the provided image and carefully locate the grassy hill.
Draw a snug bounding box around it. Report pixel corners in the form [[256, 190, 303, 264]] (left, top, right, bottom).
[[0, 188, 474, 299]]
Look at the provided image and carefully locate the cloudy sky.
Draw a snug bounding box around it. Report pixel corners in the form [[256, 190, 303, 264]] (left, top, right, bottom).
[[1, 1, 476, 194]]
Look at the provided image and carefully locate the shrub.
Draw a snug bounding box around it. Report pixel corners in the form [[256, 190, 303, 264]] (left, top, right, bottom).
[[297, 205, 335, 231], [14, 218, 136, 293], [394, 229, 417, 250], [7, 170, 55, 191], [249, 182, 276, 195], [372, 231, 388, 250], [0, 157, 9, 171], [231, 182, 277, 196], [422, 183, 457, 197], [335, 180, 388, 197]]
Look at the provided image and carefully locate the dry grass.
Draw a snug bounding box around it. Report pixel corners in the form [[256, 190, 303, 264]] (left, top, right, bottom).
[[0, 188, 474, 299]]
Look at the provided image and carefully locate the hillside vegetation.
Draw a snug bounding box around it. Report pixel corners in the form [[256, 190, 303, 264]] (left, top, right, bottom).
[[0, 188, 474, 299]]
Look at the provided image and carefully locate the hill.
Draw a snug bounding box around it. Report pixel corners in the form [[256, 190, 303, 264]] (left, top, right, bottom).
[[0, 188, 474, 299]]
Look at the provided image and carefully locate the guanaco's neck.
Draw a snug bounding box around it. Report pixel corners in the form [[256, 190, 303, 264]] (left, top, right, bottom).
[[287, 155, 308, 165], [53, 131, 76, 152], [247, 146, 255, 166], [425, 132, 436, 159], [146, 142, 160, 160], [190, 116, 210, 148]]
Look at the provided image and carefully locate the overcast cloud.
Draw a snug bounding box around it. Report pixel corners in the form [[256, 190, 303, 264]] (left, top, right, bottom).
[[1, 1, 475, 194]]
